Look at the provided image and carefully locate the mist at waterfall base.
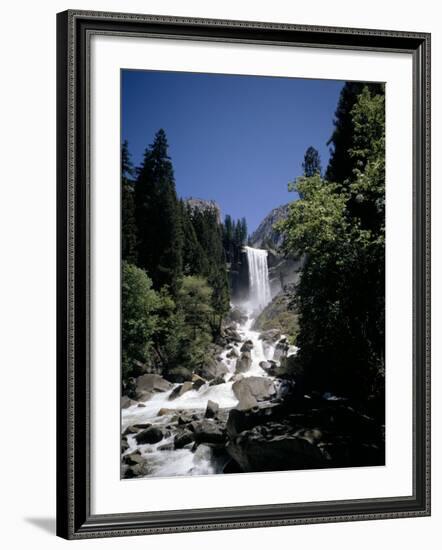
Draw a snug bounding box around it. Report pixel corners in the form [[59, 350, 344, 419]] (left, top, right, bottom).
[[121, 246, 296, 479]]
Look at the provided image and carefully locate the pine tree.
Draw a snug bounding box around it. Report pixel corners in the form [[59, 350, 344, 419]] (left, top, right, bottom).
[[302, 146, 322, 177], [121, 140, 137, 263], [135, 129, 183, 293], [325, 82, 384, 186]]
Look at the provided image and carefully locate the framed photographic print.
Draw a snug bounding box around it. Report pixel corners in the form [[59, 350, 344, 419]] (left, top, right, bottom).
[[56, 10, 431, 539]]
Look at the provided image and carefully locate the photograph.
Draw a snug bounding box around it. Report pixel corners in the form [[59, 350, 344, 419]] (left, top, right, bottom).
[[120, 70, 386, 479]]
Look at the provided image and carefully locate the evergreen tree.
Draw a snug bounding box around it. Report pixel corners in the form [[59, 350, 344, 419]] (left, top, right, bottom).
[[135, 129, 183, 294], [180, 200, 208, 275], [302, 146, 322, 177], [325, 82, 384, 186], [192, 207, 230, 330], [121, 140, 137, 263]]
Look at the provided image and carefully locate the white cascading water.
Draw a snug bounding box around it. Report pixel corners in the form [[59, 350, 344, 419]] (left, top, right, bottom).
[[121, 246, 297, 478], [244, 246, 271, 312]]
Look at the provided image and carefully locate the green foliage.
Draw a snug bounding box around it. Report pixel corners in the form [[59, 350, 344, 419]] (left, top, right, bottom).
[[302, 146, 322, 177], [121, 262, 160, 380], [280, 85, 385, 400]]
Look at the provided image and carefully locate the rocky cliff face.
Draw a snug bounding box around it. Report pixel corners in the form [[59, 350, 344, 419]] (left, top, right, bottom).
[[249, 203, 290, 250]]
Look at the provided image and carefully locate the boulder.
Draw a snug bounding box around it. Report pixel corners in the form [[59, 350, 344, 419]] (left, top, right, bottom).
[[121, 438, 129, 453], [232, 377, 275, 410], [198, 357, 229, 381], [174, 431, 194, 449], [192, 374, 207, 391], [157, 407, 175, 416], [226, 404, 280, 438], [166, 367, 193, 383], [132, 423, 151, 429], [227, 429, 327, 472], [121, 396, 137, 409], [235, 351, 252, 374], [135, 390, 155, 402], [227, 347, 240, 359], [135, 426, 164, 445], [123, 450, 144, 466], [240, 340, 254, 353], [192, 419, 226, 445], [122, 425, 139, 436], [136, 374, 173, 394], [273, 338, 290, 362], [205, 400, 219, 419], [168, 381, 194, 400], [224, 326, 242, 343]]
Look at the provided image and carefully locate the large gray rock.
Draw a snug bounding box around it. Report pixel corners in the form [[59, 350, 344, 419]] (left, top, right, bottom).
[[235, 351, 252, 374], [205, 400, 219, 419], [227, 429, 326, 472], [135, 426, 164, 445], [192, 419, 226, 445], [136, 374, 172, 394], [273, 338, 290, 362], [232, 376, 275, 410], [240, 340, 254, 353], [168, 381, 194, 400], [198, 357, 228, 381], [121, 396, 137, 409]]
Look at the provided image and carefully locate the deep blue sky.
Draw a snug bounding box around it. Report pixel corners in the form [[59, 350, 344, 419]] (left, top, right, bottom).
[[122, 70, 344, 233]]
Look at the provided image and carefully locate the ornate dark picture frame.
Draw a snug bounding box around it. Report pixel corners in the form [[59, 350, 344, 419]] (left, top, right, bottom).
[[56, 9, 431, 540]]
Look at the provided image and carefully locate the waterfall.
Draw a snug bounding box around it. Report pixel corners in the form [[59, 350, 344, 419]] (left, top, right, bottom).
[[244, 246, 271, 312]]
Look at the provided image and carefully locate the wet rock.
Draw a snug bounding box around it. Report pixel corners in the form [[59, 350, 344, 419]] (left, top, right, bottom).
[[136, 373, 173, 393], [232, 376, 276, 410], [226, 404, 281, 438], [205, 400, 219, 419], [240, 340, 254, 353], [121, 437, 129, 453], [192, 419, 226, 445], [135, 390, 155, 402], [227, 347, 240, 359], [157, 442, 174, 451], [191, 374, 207, 391], [135, 426, 164, 445], [157, 407, 175, 416], [123, 450, 144, 466], [137, 403, 146, 407], [174, 431, 194, 449], [122, 426, 139, 436], [166, 367, 193, 383], [224, 326, 242, 343], [198, 357, 229, 381], [273, 338, 290, 361], [132, 423, 151, 429], [235, 351, 252, 374], [121, 396, 137, 409], [209, 376, 227, 386], [169, 381, 194, 400]]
